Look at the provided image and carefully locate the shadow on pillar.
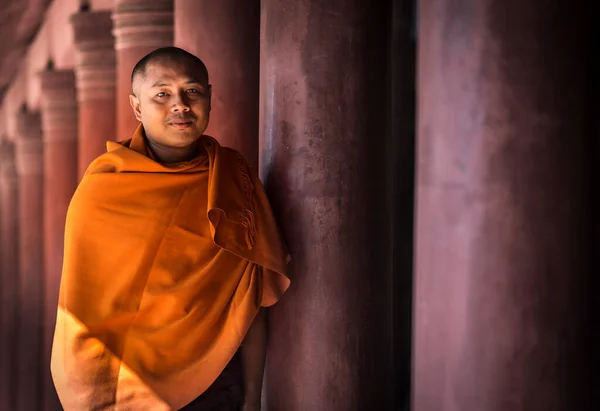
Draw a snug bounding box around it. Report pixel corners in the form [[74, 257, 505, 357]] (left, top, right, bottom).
[[0, 139, 20, 411], [590, 0, 599, 385], [388, 0, 417, 409]]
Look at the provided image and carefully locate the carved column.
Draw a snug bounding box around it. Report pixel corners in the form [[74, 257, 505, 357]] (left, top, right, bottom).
[[0, 139, 19, 411], [113, 0, 174, 140], [39, 68, 78, 411], [175, 0, 260, 169], [72, 7, 116, 177], [414, 0, 592, 410], [14, 108, 44, 411]]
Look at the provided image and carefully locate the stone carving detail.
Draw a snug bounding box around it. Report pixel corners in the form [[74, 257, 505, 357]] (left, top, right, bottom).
[[71, 10, 116, 102], [112, 0, 174, 50]]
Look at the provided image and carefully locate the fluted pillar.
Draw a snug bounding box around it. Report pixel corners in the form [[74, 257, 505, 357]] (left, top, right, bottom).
[[14, 108, 44, 411], [175, 0, 260, 169], [260, 1, 393, 410], [414, 0, 592, 410], [72, 8, 116, 177], [113, 0, 174, 140], [0, 139, 19, 411], [39, 68, 78, 411]]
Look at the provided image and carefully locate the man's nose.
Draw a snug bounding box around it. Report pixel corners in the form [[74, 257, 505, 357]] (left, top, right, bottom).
[[171, 92, 190, 112]]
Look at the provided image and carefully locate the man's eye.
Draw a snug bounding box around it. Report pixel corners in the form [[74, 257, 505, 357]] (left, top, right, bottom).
[[186, 89, 199, 94], [157, 92, 168, 97]]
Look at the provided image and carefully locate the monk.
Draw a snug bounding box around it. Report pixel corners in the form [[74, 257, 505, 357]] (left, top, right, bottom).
[[50, 47, 290, 411]]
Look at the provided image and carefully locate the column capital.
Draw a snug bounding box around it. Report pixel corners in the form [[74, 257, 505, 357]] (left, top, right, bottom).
[[112, 0, 174, 50], [39, 69, 78, 136], [71, 10, 116, 102], [71, 10, 114, 50], [14, 108, 43, 176]]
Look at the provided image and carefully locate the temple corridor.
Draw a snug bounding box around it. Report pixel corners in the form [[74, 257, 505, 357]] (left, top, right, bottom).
[[0, 0, 595, 410]]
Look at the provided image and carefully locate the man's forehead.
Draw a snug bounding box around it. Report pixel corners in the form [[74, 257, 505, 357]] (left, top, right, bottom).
[[141, 59, 208, 84]]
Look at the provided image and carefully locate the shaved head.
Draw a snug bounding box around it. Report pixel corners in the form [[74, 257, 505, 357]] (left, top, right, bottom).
[[131, 47, 209, 96]]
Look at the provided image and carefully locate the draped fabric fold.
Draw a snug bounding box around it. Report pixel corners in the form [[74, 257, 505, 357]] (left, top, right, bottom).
[[51, 125, 290, 410]]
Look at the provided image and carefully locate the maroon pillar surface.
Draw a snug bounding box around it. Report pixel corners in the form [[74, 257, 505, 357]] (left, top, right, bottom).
[[14, 109, 44, 411], [113, 0, 173, 141], [175, 0, 260, 169], [39, 69, 79, 411], [72, 8, 116, 177], [260, 1, 393, 410], [414, 1, 592, 410], [0, 140, 19, 411]]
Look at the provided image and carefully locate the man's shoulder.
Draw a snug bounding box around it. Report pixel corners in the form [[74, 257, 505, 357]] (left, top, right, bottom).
[[203, 135, 252, 168], [83, 141, 135, 176]]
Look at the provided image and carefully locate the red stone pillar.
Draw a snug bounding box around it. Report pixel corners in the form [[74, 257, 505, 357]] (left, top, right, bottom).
[[0, 139, 19, 411], [39, 68, 79, 411], [414, 0, 592, 410], [260, 1, 393, 410], [174, 0, 260, 169], [14, 108, 44, 411], [113, 0, 173, 141], [72, 8, 116, 177]]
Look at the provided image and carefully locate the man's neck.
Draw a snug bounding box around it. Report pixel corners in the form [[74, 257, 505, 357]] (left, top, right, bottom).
[[146, 138, 199, 164]]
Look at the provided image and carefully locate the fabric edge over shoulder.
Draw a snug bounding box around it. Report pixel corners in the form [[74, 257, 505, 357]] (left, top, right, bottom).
[[202, 137, 291, 306]]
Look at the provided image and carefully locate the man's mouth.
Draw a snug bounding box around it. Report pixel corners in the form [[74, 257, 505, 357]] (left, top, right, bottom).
[[170, 120, 193, 130]]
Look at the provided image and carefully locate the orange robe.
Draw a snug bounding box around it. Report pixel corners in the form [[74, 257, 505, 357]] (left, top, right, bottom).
[[51, 125, 290, 410]]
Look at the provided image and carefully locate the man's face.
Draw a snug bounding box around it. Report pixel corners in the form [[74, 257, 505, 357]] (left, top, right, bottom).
[[129, 59, 211, 149]]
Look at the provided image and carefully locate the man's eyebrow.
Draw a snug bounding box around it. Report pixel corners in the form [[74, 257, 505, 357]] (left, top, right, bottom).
[[150, 79, 205, 88], [151, 81, 169, 88]]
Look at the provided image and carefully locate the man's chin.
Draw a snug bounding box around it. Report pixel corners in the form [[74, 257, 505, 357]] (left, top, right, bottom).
[[166, 128, 201, 145]]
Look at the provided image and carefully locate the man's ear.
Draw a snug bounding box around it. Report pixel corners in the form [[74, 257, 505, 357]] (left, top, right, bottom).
[[208, 84, 212, 112], [129, 94, 142, 121]]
